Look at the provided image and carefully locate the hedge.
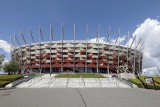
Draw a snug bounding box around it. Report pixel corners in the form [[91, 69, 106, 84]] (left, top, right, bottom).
[[0, 75, 23, 82], [0, 81, 10, 88], [0, 75, 23, 87], [129, 76, 160, 90]]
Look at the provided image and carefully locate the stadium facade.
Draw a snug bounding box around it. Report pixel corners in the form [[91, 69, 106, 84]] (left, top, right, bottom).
[[11, 25, 143, 74], [12, 40, 143, 74]]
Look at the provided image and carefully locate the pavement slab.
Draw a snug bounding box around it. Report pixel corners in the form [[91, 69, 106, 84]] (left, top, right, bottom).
[[0, 88, 160, 107]]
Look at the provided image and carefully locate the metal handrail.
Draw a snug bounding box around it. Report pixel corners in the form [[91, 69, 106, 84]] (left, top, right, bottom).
[[66, 78, 70, 87]]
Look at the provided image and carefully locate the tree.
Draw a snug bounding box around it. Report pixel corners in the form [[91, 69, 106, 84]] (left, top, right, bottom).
[[0, 54, 5, 69], [3, 60, 19, 75]]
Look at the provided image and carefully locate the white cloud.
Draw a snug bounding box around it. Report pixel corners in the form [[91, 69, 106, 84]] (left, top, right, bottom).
[[88, 18, 160, 76], [143, 67, 160, 76], [88, 37, 106, 44], [2, 59, 9, 65], [111, 36, 126, 45], [0, 39, 11, 53], [131, 18, 160, 76], [89, 36, 126, 45]]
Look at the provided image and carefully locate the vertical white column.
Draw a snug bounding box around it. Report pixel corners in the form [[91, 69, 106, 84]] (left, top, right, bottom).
[[29, 29, 34, 73], [117, 29, 120, 74], [85, 24, 88, 73], [73, 23, 76, 73], [50, 25, 53, 74], [107, 26, 110, 74], [29, 29, 32, 73], [97, 25, 100, 74], [61, 23, 64, 73]]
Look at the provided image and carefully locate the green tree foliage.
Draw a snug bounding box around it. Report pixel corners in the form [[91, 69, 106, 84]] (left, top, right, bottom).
[[0, 54, 5, 69], [3, 60, 19, 75]]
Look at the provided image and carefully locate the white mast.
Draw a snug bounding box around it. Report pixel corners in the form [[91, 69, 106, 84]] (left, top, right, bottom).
[[39, 27, 44, 74], [126, 31, 130, 72], [29, 29, 34, 73], [114, 31, 119, 74], [138, 42, 144, 74], [50, 25, 53, 75], [61, 23, 64, 73], [73, 23, 76, 73], [21, 32, 28, 72], [128, 35, 136, 73], [97, 25, 100, 74], [85, 24, 88, 73], [15, 35, 22, 73], [117, 29, 120, 74], [107, 26, 110, 74], [133, 38, 141, 74]]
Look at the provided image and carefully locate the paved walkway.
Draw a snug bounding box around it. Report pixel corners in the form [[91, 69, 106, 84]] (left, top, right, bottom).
[[0, 88, 160, 107], [16, 74, 130, 88]]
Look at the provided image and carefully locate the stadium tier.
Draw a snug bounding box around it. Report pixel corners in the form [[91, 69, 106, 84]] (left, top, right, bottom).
[[12, 40, 142, 74]]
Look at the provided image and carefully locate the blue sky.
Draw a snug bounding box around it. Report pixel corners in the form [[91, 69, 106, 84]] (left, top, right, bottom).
[[0, 0, 160, 42], [0, 0, 160, 71]]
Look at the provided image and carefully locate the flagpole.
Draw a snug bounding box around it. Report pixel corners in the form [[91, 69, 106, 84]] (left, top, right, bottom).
[[126, 31, 129, 72], [114, 31, 119, 74], [73, 23, 76, 73], [29, 29, 34, 73], [140, 46, 144, 74], [39, 27, 41, 74], [28, 29, 32, 73], [138, 42, 144, 75], [85, 24, 88, 73], [39, 27, 44, 74], [128, 35, 136, 73], [117, 29, 120, 74], [97, 25, 100, 74], [61, 23, 64, 73], [119, 34, 128, 73], [133, 37, 137, 74], [11, 36, 16, 60], [21, 32, 27, 73], [29, 30, 35, 43], [133, 38, 141, 75], [15, 34, 22, 73], [50, 24, 53, 75], [107, 26, 110, 74], [21, 32, 27, 44], [9, 36, 12, 61]]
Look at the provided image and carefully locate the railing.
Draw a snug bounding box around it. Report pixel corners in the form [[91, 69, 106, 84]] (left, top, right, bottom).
[[112, 77, 119, 87], [97, 78, 102, 87], [114, 76, 134, 88], [66, 78, 70, 87], [122, 78, 134, 88], [82, 77, 85, 87]]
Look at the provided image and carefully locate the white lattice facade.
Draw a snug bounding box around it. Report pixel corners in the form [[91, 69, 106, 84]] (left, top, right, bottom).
[[12, 40, 142, 74]]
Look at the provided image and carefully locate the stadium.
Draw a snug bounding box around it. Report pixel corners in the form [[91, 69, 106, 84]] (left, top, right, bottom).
[[11, 33, 143, 74]]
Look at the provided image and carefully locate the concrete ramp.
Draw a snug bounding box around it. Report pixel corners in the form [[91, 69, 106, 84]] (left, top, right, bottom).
[[16, 74, 131, 88]]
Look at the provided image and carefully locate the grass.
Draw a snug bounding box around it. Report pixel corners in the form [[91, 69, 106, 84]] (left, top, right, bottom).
[[0, 74, 23, 88], [129, 76, 160, 90], [0, 81, 10, 87], [34, 73, 41, 77], [55, 73, 105, 78]]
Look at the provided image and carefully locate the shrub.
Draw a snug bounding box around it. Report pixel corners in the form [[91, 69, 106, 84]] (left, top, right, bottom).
[[0, 81, 10, 88], [128, 79, 144, 88], [0, 75, 23, 82], [129, 76, 160, 90], [3, 60, 19, 75]]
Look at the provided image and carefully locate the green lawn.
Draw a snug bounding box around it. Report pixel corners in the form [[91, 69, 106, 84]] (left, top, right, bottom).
[[129, 76, 160, 90], [0, 75, 23, 88], [55, 73, 105, 78], [33, 73, 41, 77]]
